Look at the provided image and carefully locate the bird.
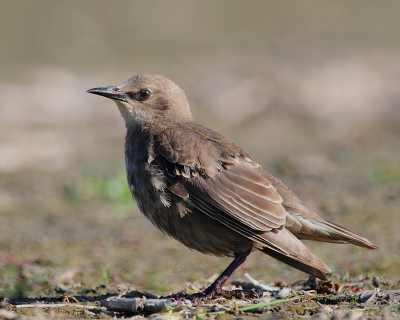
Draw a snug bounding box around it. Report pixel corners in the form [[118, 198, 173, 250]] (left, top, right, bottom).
[[87, 73, 378, 300]]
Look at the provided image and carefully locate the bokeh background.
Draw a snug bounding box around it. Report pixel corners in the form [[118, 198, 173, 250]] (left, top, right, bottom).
[[1, 1, 399, 298]]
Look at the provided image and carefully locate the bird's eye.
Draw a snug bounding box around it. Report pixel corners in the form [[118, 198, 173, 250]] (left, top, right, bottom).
[[139, 89, 151, 101]]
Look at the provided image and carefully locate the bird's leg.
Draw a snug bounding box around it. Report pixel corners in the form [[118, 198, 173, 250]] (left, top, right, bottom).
[[200, 250, 255, 300], [164, 250, 257, 301]]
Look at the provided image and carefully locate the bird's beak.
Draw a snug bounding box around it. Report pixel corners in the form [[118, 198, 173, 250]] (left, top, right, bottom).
[[86, 86, 128, 102]]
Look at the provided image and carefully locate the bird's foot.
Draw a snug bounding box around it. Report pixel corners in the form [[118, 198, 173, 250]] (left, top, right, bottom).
[[163, 288, 258, 302], [163, 252, 254, 302], [212, 288, 259, 300]]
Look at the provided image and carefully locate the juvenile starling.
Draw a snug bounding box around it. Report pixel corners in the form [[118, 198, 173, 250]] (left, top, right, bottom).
[[87, 74, 377, 300]]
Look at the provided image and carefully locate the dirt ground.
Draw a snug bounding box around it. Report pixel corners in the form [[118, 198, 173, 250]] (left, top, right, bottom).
[[1, 2, 400, 319]]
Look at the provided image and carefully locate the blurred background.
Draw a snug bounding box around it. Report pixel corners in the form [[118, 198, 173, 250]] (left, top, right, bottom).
[[1, 1, 399, 298]]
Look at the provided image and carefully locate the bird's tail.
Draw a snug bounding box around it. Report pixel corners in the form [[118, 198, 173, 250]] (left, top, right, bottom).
[[292, 217, 378, 251]]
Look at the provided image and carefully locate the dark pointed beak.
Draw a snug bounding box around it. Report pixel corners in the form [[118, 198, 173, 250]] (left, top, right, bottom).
[[86, 86, 128, 102]]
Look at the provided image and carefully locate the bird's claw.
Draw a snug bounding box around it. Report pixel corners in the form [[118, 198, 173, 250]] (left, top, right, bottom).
[[163, 288, 258, 302]]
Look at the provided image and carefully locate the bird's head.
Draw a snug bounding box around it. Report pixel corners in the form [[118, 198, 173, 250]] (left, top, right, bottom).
[[87, 73, 193, 129]]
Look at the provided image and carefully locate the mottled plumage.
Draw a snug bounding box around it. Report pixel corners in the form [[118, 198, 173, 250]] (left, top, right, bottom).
[[87, 73, 377, 300]]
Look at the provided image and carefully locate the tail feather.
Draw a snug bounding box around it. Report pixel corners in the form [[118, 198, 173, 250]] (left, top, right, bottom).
[[314, 219, 378, 250], [291, 216, 378, 251]]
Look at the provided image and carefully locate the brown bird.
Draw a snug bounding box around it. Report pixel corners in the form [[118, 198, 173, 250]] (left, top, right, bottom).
[[87, 74, 377, 300]]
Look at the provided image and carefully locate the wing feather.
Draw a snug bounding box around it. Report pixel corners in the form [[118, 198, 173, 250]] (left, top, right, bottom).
[[154, 123, 286, 233]]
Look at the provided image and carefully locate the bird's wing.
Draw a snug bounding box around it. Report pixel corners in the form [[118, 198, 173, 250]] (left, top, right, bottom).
[[154, 122, 286, 233], [154, 122, 331, 277]]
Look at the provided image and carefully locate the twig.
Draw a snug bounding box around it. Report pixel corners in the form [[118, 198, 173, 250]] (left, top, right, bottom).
[[101, 297, 176, 313], [15, 303, 99, 309]]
